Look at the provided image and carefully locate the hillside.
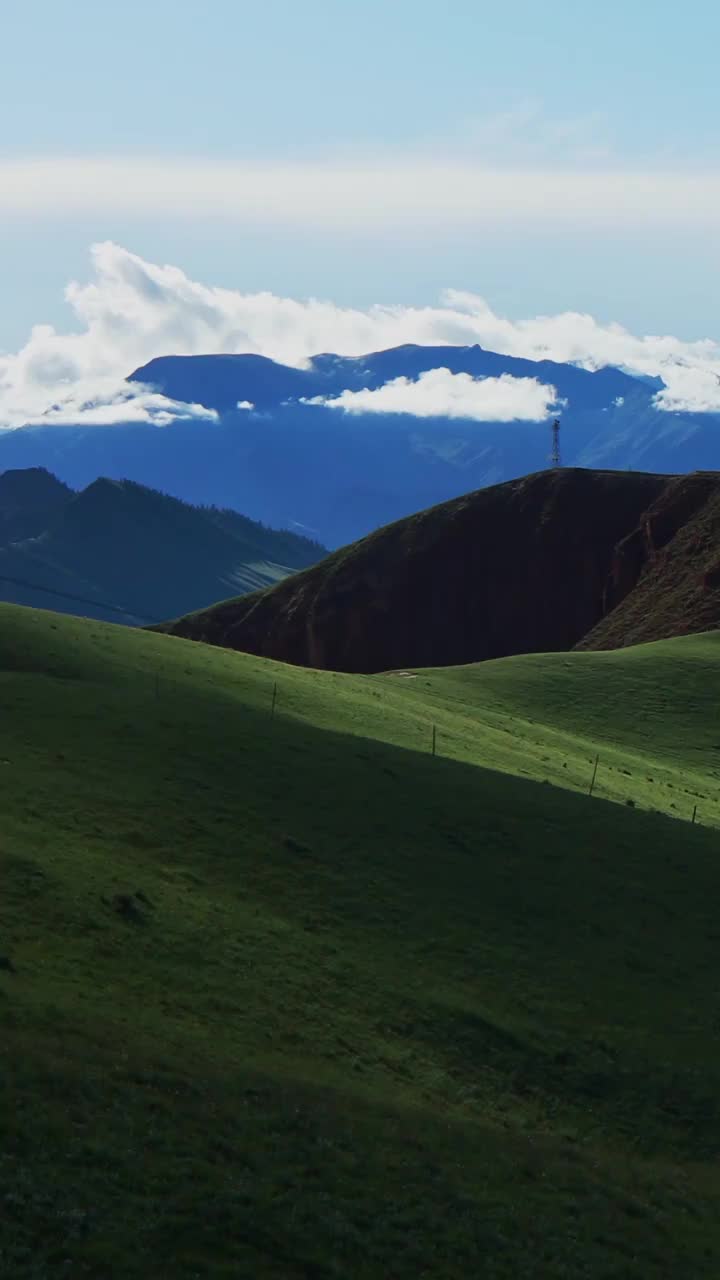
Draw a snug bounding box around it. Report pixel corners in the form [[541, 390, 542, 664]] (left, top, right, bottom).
[[0, 343, 717, 547], [160, 468, 720, 672], [157, 467, 689, 670], [578, 472, 720, 651], [0, 471, 325, 623], [1, 604, 720, 1277], [0, 466, 72, 542]]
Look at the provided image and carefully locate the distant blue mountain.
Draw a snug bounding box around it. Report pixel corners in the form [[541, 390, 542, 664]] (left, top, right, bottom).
[[131, 353, 319, 412], [0, 344, 717, 548], [130, 343, 641, 412]]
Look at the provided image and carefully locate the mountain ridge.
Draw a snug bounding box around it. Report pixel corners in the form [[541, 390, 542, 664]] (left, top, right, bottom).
[[0, 465, 73, 541], [130, 342, 644, 413], [2, 343, 717, 548]]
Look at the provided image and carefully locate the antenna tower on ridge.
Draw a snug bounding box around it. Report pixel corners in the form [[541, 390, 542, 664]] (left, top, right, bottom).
[[550, 417, 562, 468]]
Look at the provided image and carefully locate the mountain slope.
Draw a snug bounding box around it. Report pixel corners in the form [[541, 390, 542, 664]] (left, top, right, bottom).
[[578, 472, 720, 650], [0, 466, 72, 542], [2, 605, 720, 1277], [161, 468, 720, 672], [1, 344, 716, 548], [0, 472, 325, 623], [158, 468, 675, 671]]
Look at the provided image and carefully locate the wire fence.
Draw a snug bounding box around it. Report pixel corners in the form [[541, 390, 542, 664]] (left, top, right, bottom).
[[255, 678, 714, 831], [2, 589, 711, 832]]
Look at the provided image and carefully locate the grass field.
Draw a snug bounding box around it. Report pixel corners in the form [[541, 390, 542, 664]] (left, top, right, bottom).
[[1, 603, 719, 1278]]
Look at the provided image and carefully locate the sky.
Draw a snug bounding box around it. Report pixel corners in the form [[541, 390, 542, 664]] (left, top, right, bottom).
[[1, 0, 720, 423]]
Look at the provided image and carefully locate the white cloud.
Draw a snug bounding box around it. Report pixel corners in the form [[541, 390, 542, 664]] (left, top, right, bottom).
[[19, 383, 217, 428], [2, 156, 720, 231], [651, 366, 720, 414], [2, 241, 720, 427], [0, 351, 217, 429], [310, 369, 560, 422]]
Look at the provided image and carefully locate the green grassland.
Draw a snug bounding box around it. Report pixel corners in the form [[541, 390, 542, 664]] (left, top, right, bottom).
[[1, 603, 719, 1278]]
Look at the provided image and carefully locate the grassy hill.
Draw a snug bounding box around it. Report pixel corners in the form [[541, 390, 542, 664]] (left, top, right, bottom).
[[159, 468, 720, 673], [2, 604, 720, 1277]]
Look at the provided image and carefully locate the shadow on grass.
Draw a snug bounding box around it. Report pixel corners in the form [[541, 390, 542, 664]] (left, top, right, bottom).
[[3, 641, 720, 1277]]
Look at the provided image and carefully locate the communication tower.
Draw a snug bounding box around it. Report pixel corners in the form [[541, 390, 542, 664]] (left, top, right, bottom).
[[550, 417, 562, 468]]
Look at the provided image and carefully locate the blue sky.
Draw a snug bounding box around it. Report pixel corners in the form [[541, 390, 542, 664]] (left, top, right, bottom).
[[1, 0, 719, 355], [4, 0, 717, 160]]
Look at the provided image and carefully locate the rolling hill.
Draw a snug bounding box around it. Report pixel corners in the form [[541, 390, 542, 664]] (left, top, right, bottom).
[[0, 469, 325, 623], [0, 344, 717, 547], [1, 603, 720, 1276], [159, 467, 720, 672]]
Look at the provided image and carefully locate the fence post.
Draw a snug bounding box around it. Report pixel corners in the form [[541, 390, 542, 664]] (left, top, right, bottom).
[[588, 754, 599, 797], [692, 804, 697, 824], [271, 681, 278, 719]]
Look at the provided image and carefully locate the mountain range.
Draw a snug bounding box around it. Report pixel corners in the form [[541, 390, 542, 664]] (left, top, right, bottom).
[[160, 467, 720, 671], [0, 467, 324, 623], [0, 344, 717, 548]]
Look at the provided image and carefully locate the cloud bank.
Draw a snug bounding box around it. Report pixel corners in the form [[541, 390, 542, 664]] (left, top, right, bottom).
[[312, 369, 560, 422], [2, 241, 720, 428], [2, 157, 720, 231]]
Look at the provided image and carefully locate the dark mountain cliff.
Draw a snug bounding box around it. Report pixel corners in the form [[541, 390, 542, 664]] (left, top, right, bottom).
[[159, 468, 690, 672], [579, 473, 720, 651]]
